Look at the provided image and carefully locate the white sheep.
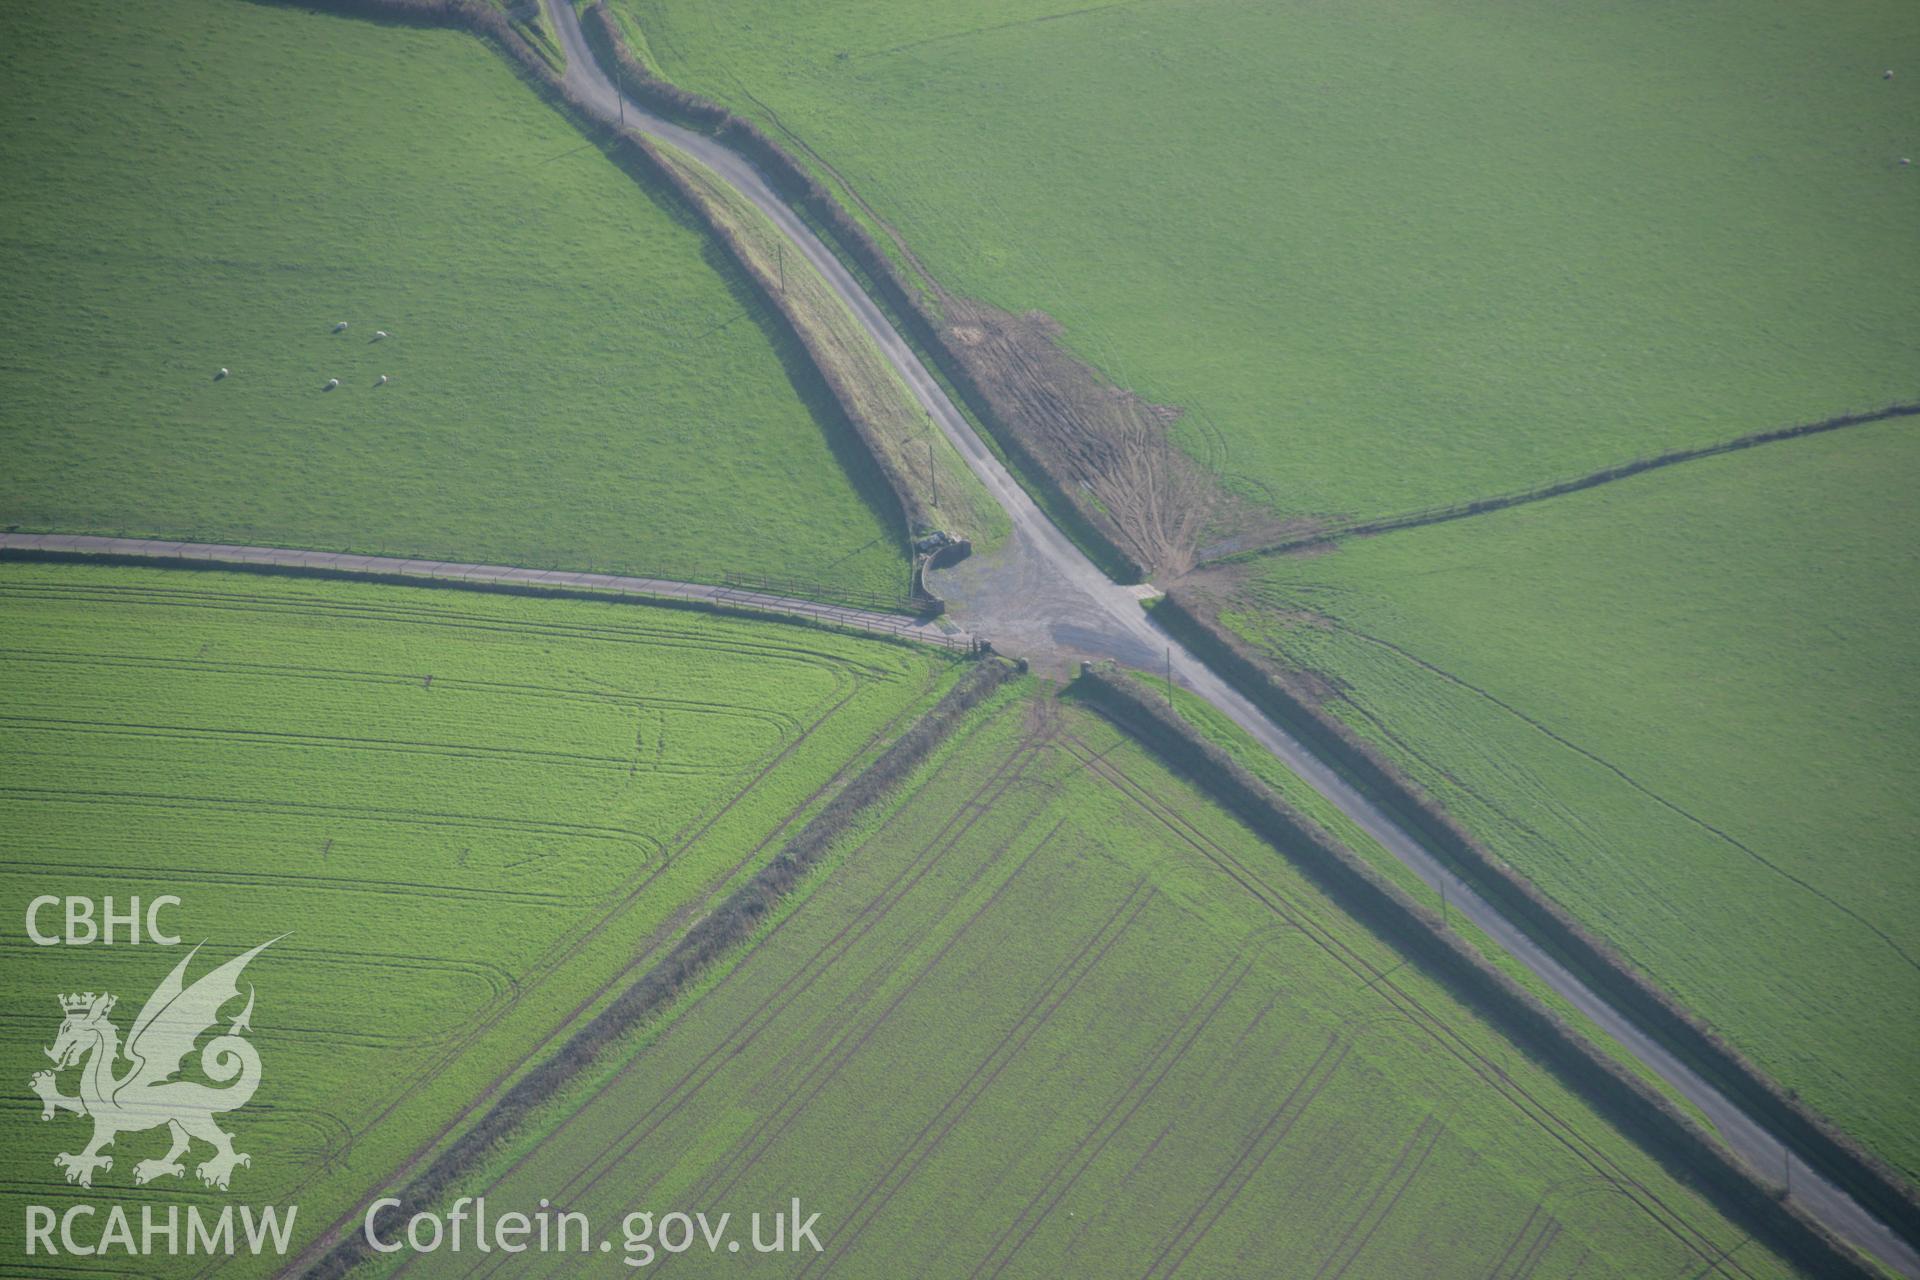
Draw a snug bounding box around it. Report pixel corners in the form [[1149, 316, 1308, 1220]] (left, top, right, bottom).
[[372, 330, 389, 342], [324, 378, 340, 391], [375, 374, 389, 386], [332, 321, 349, 333], [215, 367, 229, 381]]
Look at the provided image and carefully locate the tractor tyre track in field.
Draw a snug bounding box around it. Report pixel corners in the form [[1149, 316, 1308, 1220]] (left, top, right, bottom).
[[287, 665, 925, 1277], [1057, 732, 1755, 1277], [485, 719, 1053, 1248], [790, 883, 1157, 1279], [1487, 1202, 1548, 1280], [1141, 1032, 1352, 1280], [438, 703, 1048, 1280], [654, 819, 1073, 1223], [1331, 621, 1918, 974], [973, 954, 1257, 1279], [1312, 1112, 1447, 1280]]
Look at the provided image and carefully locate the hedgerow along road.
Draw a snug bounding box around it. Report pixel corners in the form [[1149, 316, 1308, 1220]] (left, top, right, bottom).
[[413, 4, 1914, 1272]]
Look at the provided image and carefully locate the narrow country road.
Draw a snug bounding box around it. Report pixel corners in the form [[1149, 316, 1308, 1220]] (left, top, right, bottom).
[[539, 4, 1920, 1273], [0, 533, 974, 649]]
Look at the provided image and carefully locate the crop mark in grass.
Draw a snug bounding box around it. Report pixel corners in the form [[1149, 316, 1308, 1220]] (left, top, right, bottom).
[[850, 2, 1146, 62], [792, 881, 1156, 1279], [324, 670, 877, 1186], [1336, 622, 1920, 975], [0, 786, 660, 868], [1077, 736, 1747, 1275], [281, 658, 923, 1276], [1487, 1201, 1551, 1280], [4, 646, 813, 741], [1312, 1112, 1447, 1280], [0, 715, 645, 771], [976, 953, 1257, 1279], [1142, 1032, 1353, 1280], [649, 823, 1083, 1248], [1512, 1219, 1565, 1280], [1059, 734, 1753, 1276], [430, 701, 1043, 1280], [309, 684, 946, 1280], [0, 855, 568, 907]]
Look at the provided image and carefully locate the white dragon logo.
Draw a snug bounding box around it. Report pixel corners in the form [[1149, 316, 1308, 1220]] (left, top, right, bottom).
[[29, 939, 275, 1191]]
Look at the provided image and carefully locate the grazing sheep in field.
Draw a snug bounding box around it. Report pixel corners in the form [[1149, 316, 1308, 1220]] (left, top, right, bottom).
[[324, 378, 339, 391], [372, 330, 389, 342], [214, 367, 229, 381], [1886, 70, 1895, 80], [375, 374, 388, 386], [332, 321, 349, 333]]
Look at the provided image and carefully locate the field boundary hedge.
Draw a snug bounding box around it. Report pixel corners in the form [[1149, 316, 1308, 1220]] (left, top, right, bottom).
[[1201, 401, 1920, 564], [0, 543, 977, 651], [1149, 590, 1920, 1243], [578, 3, 1151, 585], [305, 657, 1021, 1279], [1073, 664, 1878, 1278]]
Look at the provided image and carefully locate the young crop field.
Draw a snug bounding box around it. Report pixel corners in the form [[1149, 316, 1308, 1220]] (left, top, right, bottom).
[[619, 0, 1918, 531], [0, 0, 906, 596], [0, 561, 958, 1277], [1220, 417, 1920, 1178], [392, 683, 1810, 1279]]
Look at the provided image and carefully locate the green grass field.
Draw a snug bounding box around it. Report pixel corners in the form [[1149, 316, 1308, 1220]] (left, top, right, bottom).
[[623, 0, 1918, 526], [0, 561, 957, 1276], [613, 0, 1920, 1178], [1225, 418, 1920, 1177], [0, 0, 906, 596], [397, 684, 1809, 1278]]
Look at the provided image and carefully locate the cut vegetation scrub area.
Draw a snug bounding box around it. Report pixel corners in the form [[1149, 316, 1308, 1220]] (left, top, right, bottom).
[[1218, 417, 1920, 1179], [0, 561, 958, 1276], [393, 684, 1810, 1279], [647, 141, 1008, 549], [623, 0, 1919, 532], [0, 0, 907, 597]]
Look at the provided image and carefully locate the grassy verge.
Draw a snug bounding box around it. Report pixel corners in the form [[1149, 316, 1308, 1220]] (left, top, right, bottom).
[[648, 141, 1007, 550]]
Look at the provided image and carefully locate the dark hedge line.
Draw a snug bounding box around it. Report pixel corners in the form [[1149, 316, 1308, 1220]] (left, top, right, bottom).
[[0, 548, 965, 652], [1073, 664, 1877, 1279], [308, 657, 1019, 1278], [580, 3, 1149, 584], [1212, 401, 1920, 564], [1150, 590, 1920, 1245]]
